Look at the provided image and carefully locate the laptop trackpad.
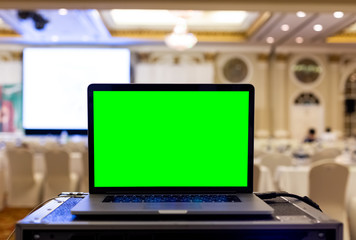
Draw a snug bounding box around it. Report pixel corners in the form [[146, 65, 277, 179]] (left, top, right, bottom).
[[145, 203, 202, 210]]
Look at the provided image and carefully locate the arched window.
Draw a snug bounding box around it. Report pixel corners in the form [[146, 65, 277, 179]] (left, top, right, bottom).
[[290, 92, 323, 141], [294, 92, 320, 105], [344, 71, 356, 136]]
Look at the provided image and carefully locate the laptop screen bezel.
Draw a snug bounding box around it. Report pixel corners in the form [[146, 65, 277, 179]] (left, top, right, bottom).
[[87, 83, 255, 194]]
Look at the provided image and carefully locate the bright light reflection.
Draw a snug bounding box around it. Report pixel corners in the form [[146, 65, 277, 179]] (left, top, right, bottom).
[[210, 11, 247, 24], [165, 32, 197, 51], [58, 9, 68, 16], [295, 37, 304, 44], [266, 37, 274, 44], [165, 18, 197, 51], [296, 11, 306, 18], [111, 10, 176, 25], [281, 24, 290, 31], [111, 9, 249, 26], [313, 24, 323, 32], [333, 11, 344, 19]]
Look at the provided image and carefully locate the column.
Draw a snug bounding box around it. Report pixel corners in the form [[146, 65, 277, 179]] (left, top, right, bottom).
[[328, 55, 343, 137], [271, 54, 289, 138], [255, 54, 270, 138]]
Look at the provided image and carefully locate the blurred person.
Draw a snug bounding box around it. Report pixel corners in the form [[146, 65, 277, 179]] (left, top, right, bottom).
[[304, 128, 317, 143]]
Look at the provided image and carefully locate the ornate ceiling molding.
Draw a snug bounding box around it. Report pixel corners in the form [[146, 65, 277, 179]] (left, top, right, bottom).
[[0, 51, 22, 61], [0, 29, 20, 38], [246, 12, 271, 38], [328, 54, 340, 63], [327, 33, 356, 43], [110, 30, 247, 42]]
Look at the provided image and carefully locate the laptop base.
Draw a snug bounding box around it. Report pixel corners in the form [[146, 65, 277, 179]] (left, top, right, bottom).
[[15, 193, 343, 240], [71, 193, 273, 215]]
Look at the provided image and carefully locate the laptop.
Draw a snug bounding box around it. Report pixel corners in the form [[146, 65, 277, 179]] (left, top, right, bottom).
[[71, 83, 273, 215]]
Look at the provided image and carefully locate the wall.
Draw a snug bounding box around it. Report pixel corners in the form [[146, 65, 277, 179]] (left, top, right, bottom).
[[0, 45, 353, 140], [131, 47, 352, 140]]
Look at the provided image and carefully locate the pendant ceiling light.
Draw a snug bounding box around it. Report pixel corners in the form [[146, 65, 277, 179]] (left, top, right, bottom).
[[165, 18, 197, 51]]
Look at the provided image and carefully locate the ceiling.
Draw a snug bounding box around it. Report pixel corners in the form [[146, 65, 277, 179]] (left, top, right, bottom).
[[0, 8, 355, 50]]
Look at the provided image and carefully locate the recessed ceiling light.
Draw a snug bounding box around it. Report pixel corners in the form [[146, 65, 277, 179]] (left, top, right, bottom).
[[295, 37, 304, 44], [281, 24, 290, 31], [266, 37, 274, 44], [333, 11, 344, 19], [313, 24, 323, 32], [296, 11, 306, 18], [58, 8, 68, 15]]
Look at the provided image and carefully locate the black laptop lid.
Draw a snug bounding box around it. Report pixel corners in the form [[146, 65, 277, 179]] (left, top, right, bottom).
[[87, 84, 254, 194]]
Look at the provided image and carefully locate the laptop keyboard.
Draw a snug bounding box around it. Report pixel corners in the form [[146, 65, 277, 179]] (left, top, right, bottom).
[[102, 194, 240, 203]]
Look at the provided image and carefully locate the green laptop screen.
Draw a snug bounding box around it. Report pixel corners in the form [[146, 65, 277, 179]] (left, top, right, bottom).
[[93, 90, 249, 187]]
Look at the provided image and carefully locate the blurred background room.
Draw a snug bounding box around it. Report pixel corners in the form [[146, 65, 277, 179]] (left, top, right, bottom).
[[0, 0, 356, 239]]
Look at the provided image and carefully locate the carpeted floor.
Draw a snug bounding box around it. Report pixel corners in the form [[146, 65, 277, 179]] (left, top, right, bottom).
[[0, 208, 32, 240]]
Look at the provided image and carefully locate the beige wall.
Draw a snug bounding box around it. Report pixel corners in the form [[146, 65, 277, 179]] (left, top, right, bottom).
[[132, 48, 355, 139], [0, 46, 352, 139]]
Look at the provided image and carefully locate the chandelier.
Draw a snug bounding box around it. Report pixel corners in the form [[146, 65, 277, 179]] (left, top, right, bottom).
[[165, 18, 197, 51]]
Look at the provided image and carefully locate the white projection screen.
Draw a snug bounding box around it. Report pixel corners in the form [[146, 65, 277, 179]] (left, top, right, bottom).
[[22, 47, 131, 135]]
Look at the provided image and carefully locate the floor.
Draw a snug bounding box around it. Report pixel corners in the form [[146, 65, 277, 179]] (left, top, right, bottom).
[[0, 208, 31, 240]]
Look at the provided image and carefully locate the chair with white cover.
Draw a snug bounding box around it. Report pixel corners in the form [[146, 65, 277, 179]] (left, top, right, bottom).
[[65, 141, 87, 153], [79, 150, 89, 192], [259, 153, 293, 174], [6, 148, 44, 207], [253, 164, 261, 192], [349, 197, 356, 240], [309, 161, 350, 240], [310, 147, 341, 163], [254, 149, 267, 159], [259, 153, 293, 190], [43, 149, 79, 200], [0, 166, 5, 210]]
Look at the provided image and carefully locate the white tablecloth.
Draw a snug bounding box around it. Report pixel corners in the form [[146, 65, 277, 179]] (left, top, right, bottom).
[[275, 164, 356, 205], [255, 165, 276, 192]]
